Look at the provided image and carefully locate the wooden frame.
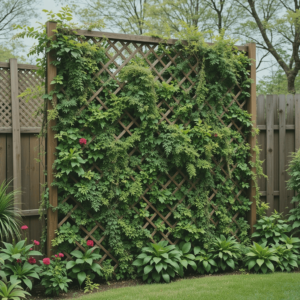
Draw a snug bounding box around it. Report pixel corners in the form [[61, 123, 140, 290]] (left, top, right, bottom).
[[46, 22, 58, 257]]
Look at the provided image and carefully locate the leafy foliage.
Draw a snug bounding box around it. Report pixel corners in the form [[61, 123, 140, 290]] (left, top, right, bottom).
[[271, 244, 298, 272], [0, 275, 30, 300], [133, 241, 181, 283], [66, 248, 102, 287], [0, 181, 22, 241], [194, 247, 217, 274], [244, 242, 279, 274], [210, 235, 241, 271], [176, 242, 197, 276], [252, 212, 291, 244]]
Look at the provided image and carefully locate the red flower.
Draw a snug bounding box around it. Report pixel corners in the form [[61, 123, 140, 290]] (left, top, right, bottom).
[[28, 257, 36, 264], [16, 259, 22, 264], [33, 240, 40, 246], [214, 134, 218, 137], [86, 240, 94, 247], [79, 138, 87, 145], [43, 258, 50, 265], [21, 225, 28, 230], [59, 253, 64, 258]]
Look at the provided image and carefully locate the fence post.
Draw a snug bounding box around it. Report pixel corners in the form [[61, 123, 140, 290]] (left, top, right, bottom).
[[10, 58, 22, 211], [295, 95, 300, 152], [246, 43, 257, 234], [46, 21, 58, 257]]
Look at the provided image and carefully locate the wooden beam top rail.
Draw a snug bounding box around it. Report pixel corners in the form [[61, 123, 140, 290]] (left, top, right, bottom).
[[69, 29, 248, 52], [0, 62, 39, 70]]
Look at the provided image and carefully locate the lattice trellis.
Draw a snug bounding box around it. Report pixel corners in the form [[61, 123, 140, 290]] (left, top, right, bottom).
[[18, 68, 44, 128], [0, 67, 12, 128], [0, 64, 44, 129], [55, 34, 253, 270]]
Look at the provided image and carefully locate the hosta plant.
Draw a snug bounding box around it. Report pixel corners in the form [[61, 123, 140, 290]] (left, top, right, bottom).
[[252, 211, 291, 244], [176, 242, 197, 276], [133, 241, 181, 283], [210, 235, 241, 271], [244, 242, 280, 273], [279, 234, 300, 254], [66, 240, 102, 287], [40, 254, 72, 296], [0, 275, 30, 300], [271, 244, 298, 272], [194, 248, 217, 274]]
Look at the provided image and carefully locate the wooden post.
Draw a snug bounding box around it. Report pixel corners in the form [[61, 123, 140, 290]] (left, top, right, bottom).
[[46, 22, 58, 257], [279, 95, 287, 214], [247, 43, 257, 234], [10, 58, 22, 211], [266, 95, 275, 215]]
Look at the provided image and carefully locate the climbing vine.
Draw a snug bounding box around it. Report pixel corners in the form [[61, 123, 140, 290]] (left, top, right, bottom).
[[15, 7, 265, 279]]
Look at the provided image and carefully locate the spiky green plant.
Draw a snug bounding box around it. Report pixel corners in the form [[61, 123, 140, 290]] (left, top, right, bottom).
[[0, 181, 22, 241]]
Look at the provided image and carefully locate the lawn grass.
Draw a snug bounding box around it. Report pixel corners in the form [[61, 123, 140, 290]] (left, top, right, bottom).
[[77, 272, 300, 300]]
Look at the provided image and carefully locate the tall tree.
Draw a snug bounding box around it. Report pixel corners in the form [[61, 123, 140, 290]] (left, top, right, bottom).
[[234, 0, 300, 94], [146, 0, 244, 36], [0, 0, 38, 39], [57, 0, 149, 35]]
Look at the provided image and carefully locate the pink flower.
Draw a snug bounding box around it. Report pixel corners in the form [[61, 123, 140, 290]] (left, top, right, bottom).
[[86, 240, 94, 247], [30, 248, 33, 251], [55, 254, 58, 258], [21, 225, 28, 230], [16, 259, 22, 264], [79, 138, 87, 145], [28, 257, 36, 264], [214, 134, 218, 137], [34, 240, 40, 246], [43, 258, 50, 265], [59, 253, 64, 258]]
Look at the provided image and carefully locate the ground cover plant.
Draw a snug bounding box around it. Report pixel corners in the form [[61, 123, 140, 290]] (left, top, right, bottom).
[[14, 6, 264, 281]]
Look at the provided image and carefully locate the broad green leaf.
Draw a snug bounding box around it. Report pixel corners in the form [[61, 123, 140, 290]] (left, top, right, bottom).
[[162, 272, 170, 283], [132, 259, 144, 266], [256, 259, 264, 267], [77, 272, 86, 286], [226, 259, 235, 269], [66, 261, 76, 269], [144, 265, 154, 275], [70, 250, 83, 259], [155, 263, 163, 274], [152, 271, 161, 283], [182, 243, 191, 254], [153, 257, 161, 264]]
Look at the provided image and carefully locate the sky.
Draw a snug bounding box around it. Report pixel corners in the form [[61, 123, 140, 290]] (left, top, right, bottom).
[[21, 0, 271, 82]]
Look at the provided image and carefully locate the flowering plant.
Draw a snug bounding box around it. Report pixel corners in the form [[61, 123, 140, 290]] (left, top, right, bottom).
[[0, 233, 42, 290], [40, 254, 71, 296]]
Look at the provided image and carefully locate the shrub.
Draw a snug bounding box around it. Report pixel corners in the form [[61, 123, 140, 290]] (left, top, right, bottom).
[[210, 235, 241, 271], [132, 241, 181, 283], [0, 180, 22, 241], [252, 211, 291, 244], [40, 254, 72, 296], [175, 242, 197, 276], [66, 241, 102, 288], [194, 248, 217, 274], [271, 244, 298, 272], [244, 242, 279, 273]]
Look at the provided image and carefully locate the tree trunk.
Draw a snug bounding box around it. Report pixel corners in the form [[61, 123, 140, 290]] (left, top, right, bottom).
[[287, 74, 296, 94]]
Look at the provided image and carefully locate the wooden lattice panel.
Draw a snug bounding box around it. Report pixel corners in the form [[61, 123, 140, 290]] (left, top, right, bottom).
[[56, 34, 252, 268], [0, 67, 12, 128], [18, 69, 44, 128]]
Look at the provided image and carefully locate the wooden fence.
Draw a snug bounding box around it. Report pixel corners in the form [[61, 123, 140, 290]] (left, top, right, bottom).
[[257, 94, 300, 216], [0, 59, 45, 248]]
